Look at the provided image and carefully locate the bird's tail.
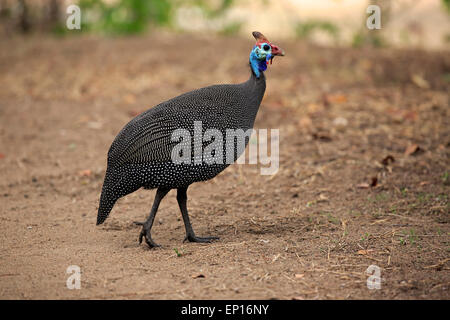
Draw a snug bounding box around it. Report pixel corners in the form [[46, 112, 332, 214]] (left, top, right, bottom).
[[96, 186, 117, 225]]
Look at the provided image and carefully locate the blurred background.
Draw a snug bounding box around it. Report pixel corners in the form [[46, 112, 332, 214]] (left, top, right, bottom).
[[1, 0, 450, 49], [0, 0, 449, 300]]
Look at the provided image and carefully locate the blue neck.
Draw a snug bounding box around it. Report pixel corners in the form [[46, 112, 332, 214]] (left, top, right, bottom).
[[249, 49, 269, 79]]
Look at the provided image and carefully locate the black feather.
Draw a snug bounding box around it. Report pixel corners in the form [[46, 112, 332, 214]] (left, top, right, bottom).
[[97, 66, 266, 224]]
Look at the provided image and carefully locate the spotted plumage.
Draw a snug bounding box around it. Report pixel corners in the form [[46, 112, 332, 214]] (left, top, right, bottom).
[[97, 31, 284, 248]]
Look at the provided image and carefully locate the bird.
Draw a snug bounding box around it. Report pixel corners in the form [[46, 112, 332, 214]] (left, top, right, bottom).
[[96, 31, 285, 248]]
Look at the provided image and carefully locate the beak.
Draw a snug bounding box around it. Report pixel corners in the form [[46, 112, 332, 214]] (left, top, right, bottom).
[[270, 44, 285, 56]]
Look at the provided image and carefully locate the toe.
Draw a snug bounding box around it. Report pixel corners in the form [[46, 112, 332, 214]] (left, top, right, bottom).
[[185, 234, 220, 243]]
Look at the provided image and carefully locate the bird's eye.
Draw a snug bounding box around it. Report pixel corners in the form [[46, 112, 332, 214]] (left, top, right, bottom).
[[263, 44, 270, 51]]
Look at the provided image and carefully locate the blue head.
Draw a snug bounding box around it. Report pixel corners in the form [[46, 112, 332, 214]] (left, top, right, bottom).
[[249, 31, 285, 78]]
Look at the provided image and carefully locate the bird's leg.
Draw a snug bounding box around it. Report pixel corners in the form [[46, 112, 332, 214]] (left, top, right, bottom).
[[177, 186, 219, 243], [139, 188, 170, 248]]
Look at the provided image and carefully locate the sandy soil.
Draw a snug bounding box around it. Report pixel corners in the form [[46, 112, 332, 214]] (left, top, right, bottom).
[[0, 33, 448, 299]]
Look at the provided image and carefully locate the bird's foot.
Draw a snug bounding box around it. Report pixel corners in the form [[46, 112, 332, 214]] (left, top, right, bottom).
[[139, 226, 161, 249], [183, 233, 219, 243]]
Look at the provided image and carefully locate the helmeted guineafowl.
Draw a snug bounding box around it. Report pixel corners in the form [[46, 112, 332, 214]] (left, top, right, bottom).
[[97, 31, 285, 248]]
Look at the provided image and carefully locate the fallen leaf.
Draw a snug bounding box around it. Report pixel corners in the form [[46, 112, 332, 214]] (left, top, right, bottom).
[[327, 94, 348, 104], [357, 249, 374, 255], [312, 133, 332, 142], [78, 169, 92, 177], [370, 176, 378, 187], [191, 273, 205, 279], [381, 155, 395, 166], [295, 274, 305, 279], [292, 296, 305, 300], [404, 144, 422, 156], [357, 183, 370, 189], [411, 74, 430, 89], [419, 181, 430, 186]]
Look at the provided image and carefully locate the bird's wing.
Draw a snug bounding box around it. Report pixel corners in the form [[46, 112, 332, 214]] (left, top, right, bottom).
[[108, 109, 178, 166], [107, 84, 244, 167]]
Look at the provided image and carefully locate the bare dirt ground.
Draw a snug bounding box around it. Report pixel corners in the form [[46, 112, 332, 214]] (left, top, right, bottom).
[[0, 33, 448, 299]]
